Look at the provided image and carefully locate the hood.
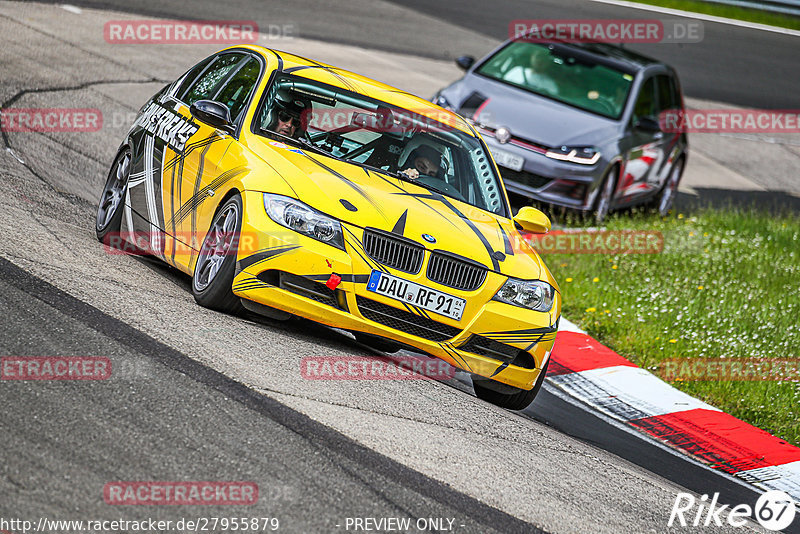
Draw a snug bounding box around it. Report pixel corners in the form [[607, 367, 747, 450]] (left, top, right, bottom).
[[247, 136, 544, 279], [459, 75, 620, 147]]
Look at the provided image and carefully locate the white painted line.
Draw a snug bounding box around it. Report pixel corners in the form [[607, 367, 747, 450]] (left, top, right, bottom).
[[558, 317, 586, 334], [59, 4, 82, 14], [590, 0, 800, 37], [737, 460, 800, 501], [548, 365, 720, 419], [541, 382, 762, 494]]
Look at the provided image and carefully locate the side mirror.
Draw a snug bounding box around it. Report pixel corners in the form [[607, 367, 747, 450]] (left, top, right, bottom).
[[455, 56, 475, 71], [514, 206, 551, 234], [633, 116, 662, 133], [190, 100, 235, 133]]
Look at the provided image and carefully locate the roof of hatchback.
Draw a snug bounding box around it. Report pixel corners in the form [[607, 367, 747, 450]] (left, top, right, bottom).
[[232, 45, 475, 135]]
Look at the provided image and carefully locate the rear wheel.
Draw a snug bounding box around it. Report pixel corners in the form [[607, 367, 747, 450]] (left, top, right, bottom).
[[656, 158, 684, 216], [96, 148, 130, 244], [472, 357, 550, 411], [192, 194, 245, 314]]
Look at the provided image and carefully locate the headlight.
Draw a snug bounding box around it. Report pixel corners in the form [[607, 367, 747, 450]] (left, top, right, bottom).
[[493, 279, 555, 312], [263, 193, 345, 250], [545, 146, 600, 165]]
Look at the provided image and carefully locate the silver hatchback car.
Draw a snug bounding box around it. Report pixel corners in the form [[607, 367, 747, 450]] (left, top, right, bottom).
[[434, 41, 688, 220]]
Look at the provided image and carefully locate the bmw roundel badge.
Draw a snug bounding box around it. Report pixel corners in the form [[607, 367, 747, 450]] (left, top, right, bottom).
[[422, 234, 436, 243]]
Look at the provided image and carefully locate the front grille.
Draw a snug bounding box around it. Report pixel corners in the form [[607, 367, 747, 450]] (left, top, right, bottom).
[[363, 228, 424, 274], [426, 252, 487, 291], [498, 167, 552, 190], [356, 295, 461, 342], [458, 335, 537, 369]]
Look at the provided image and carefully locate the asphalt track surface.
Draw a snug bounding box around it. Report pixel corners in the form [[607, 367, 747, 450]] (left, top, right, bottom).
[[0, 1, 791, 533], [40, 0, 800, 108]]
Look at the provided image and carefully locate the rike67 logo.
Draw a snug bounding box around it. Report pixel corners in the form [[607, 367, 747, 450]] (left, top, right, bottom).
[[669, 490, 796, 530]]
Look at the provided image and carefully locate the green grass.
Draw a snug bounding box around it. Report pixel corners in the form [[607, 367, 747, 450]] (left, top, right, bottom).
[[544, 207, 800, 445], [629, 0, 800, 30]]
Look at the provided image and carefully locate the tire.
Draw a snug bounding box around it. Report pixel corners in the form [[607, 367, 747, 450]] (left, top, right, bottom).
[[192, 194, 246, 315], [592, 166, 618, 223], [655, 158, 684, 216], [96, 148, 131, 245], [472, 357, 550, 411]]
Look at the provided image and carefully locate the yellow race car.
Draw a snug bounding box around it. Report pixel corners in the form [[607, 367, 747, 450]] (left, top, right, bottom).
[[95, 45, 561, 410]]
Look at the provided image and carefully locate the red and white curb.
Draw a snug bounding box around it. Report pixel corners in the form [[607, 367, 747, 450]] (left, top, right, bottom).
[[549, 318, 800, 500]]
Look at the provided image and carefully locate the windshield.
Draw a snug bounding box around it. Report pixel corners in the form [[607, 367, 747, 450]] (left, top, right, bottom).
[[255, 75, 509, 216], [476, 41, 633, 119]]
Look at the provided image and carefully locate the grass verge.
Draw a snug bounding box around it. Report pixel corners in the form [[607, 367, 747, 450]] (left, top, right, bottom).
[[629, 0, 800, 30], [543, 207, 800, 445]]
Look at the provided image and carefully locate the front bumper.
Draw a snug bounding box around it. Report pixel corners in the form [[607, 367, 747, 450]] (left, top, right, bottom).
[[232, 191, 560, 391], [482, 134, 604, 211]]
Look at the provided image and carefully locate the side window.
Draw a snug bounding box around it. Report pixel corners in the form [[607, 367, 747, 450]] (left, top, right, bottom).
[[655, 75, 677, 113], [632, 76, 657, 123], [213, 57, 262, 122], [174, 56, 214, 101], [183, 53, 246, 106]]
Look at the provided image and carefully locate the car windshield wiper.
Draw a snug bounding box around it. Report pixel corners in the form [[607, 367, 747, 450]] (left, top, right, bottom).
[[359, 163, 450, 197], [260, 129, 337, 159]]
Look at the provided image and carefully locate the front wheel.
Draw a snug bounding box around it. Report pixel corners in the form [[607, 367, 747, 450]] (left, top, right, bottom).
[[472, 357, 550, 411], [192, 194, 245, 315], [593, 166, 617, 223]]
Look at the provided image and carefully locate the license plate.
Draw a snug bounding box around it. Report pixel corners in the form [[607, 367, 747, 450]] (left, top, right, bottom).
[[491, 148, 524, 172], [366, 270, 465, 321]]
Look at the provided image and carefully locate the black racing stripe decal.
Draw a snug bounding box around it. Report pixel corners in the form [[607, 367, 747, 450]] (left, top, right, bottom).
[[236, 245, 300, 273], [300, 153, 388, 222], [490, 362, 510, 378], [283, 63, 361, 93], [440, 342, 473, 372], [480, 326, 558, 337], [163, 132, 221, 172], [391, 209, 408, 236], [232, 276, 273, 292], [169, 149, 178, 266], [166, 166, 247, 229], [497, 221, 514, 256], [344, 227, 389, 274], [270, 49, 284, 71], [189, 140, 213, 263], [367, 170, 460, 230]]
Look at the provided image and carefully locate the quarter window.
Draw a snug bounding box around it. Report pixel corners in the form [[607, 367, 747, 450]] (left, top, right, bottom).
[[182, 53, 246, 106], [213, 57, 262, 122]]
